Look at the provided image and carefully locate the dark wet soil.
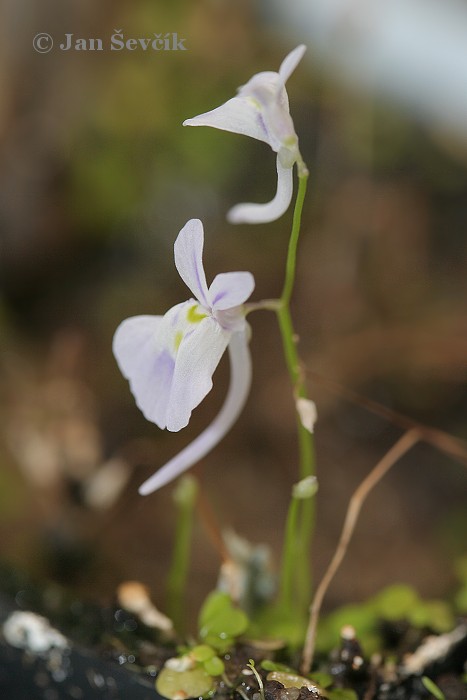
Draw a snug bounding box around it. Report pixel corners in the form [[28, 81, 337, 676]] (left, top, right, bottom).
[[0, 563, 466, 700]]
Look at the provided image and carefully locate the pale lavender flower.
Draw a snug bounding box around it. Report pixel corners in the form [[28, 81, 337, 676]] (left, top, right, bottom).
[[113, 219, 254, 495], [183, 45, 307, 225]]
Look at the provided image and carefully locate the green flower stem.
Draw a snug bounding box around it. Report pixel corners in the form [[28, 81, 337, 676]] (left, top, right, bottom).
[[294, 491, 314, 614], [276, 173, 314, 476], [243, 173, 316, 621], [280, 172, 309, 308], [276, 172, 316, 614], [278, 493, 301, 612], [166, 476, 198, 633]]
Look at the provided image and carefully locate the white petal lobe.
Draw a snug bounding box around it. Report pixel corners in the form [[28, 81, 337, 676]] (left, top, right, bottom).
[[183, 96, 270, 144], [113, 315, 174, 429], [227, 154, 294, 224], [279, 44, 306, 83], [174, 219, 210, 307], [209, 272, 255, 311], [166, 317, 229, 431], [139, 330, 252, 495]]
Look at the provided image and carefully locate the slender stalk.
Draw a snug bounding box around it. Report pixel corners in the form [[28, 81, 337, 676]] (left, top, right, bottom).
[[281, 173, 309, 307], [166, 476, 198, 633], [278, 495, 301, 611], [275, 172, 316, 614], [276, 173, 314, 478], [278, 477, 318, 616], [300, 429, 420, 674]]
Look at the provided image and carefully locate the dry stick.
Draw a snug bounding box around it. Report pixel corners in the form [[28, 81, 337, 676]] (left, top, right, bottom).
[[196, 488, 231, 564], [300, 428, 421, 675], [306, 369, 467, 468]]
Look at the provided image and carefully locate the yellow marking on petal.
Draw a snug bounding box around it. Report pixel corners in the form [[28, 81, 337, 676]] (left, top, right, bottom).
[[284, 134, 298, 146], [187, 305, 207, 324], [174, 330, 184, 351], [246, 95, 262, 110]]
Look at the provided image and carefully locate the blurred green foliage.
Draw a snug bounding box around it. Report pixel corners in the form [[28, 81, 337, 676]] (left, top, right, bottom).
[[316, 583, 456, 656], [454, 555, 467, 613], [198, 590, 249, 654], [67, 0, 261, 233]]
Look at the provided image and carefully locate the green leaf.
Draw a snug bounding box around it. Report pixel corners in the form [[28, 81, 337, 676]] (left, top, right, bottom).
[[316, 602, 378, 654], [156, 666, 214, 700], [261, 660, 295, 673], [266, 671, 319, 691], [308, 672, 333, 688], [373, 584, 419, 619], [203, 656, 225, 677], [199, 592, 232, 628], [253, 606, 306, 648], [191, 645, 215, 663], [409, 600, 454, 633], [198, 591, 249, 647], [421, 676, 446, 700]]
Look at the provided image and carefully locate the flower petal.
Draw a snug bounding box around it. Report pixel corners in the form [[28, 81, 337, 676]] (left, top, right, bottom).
[[209, 272, 255, 310], [174, 219, 210, 308], [239, 70, 287, 107], [165, 316, 229, 431], [183, 96, 270, 145], [227, 153, 294, 224], [139, 330, 252, 495], [279, 44, 306, 84], [113, 315, 174, 429]]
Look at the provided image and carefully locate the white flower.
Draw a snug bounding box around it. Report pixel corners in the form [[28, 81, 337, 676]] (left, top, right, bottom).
[[183, 45, 307, 225], [113, 219, 254, 494]]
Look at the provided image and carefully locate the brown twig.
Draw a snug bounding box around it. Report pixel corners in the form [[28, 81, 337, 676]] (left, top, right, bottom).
[[306, 369, 467, 467], [196, 488, 231, 564], [300, 429, 420, 674]]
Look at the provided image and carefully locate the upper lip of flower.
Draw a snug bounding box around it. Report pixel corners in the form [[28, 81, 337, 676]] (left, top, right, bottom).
[[183, 45, 307, 225], [112, 219, 255, 494]]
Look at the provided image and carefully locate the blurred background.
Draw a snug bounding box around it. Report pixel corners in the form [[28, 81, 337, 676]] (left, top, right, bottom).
[[1, 0, 467, 630]]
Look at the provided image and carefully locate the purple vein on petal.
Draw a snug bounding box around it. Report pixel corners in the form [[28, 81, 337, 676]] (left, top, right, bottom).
[[192, 249, 208, 307], [211, 290, 228, 306], [257, 111, 269, 141]]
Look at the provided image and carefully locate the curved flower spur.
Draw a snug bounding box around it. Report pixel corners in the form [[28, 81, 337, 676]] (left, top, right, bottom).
[[113, 219, 255, 495], [183, 45, 308, 224]]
